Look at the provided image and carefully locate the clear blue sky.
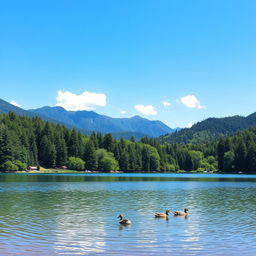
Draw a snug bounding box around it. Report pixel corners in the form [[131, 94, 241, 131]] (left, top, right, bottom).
[[0, 0, 256, 128]]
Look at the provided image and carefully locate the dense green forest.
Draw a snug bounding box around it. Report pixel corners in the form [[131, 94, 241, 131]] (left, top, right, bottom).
[[159, 112, 256, 144], [0, 112, 256, 173]]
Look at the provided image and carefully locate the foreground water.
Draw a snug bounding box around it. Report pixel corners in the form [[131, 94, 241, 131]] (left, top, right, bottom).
[[0, 173, 256, 255]]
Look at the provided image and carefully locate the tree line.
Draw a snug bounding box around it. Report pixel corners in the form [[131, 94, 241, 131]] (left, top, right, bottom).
[[0, 112, 255, 173]]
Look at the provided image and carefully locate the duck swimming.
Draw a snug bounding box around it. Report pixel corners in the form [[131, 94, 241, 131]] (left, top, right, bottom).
[[173, 208, 189, 216], [155, 209, 170, 218], [118, 214, 131, 225]]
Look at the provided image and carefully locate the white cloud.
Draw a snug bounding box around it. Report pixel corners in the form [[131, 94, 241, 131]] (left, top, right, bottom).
[[180, 95, 204, 109], [186, 122, 193, 128], [134, 104, 157, 116], [162, 100, 171, 107], [120, 110, 127, 114], [56, 90, 107, 111], [10, 100, 21, 108]]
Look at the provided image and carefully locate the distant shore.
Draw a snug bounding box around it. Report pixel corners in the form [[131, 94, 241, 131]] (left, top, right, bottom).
[[0, 169, 221, 174], [11, 168, 124, 174]]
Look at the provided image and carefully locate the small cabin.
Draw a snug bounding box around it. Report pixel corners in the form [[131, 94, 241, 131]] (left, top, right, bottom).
[[28, 166, 38, 171]]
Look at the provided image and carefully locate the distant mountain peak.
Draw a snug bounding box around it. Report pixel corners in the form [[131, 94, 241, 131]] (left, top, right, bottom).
[[131, 115, 143, 119]]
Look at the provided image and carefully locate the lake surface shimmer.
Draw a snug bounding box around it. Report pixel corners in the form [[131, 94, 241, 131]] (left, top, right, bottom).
[[0, 173, 256, 256]]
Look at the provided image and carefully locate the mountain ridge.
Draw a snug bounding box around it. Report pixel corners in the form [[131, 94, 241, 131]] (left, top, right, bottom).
[[0, 99, 72, 127], [29, 106, 175, 137], [159, 113, 256, 144], [0, 98, 178, 138]]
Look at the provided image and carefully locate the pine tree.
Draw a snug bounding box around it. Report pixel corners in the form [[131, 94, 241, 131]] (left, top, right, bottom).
[[68, 129, 80, 157], [0, 128, 14, 164], [217, 137, 231, 170], [83, 140, 96, 170], [234, 139, 247, 172], [119, 151, 129, 171], [245, 143, 256, 173], [141, 146, 150, 172], [103, 133, 114, 152], [39, 136, 56, 168], [55, 136, 67, 167]]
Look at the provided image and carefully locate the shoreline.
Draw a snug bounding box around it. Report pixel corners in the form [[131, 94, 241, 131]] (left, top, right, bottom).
[[0, 170, 251, 175]]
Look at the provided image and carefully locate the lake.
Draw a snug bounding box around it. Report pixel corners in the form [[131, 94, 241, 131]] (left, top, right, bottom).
[[0, 173, 256, 255]]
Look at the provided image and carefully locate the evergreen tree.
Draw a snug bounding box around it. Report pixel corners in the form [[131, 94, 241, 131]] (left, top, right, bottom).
[[127, 144, 137, 171], [29, 134, 38, 165], [245, 143, 256, 173], [103, 133, 114, 152], [90, 131, 99, 148], [83, 140, 96, 170], [68, 129, 81, 157], [119, 151, 129, 171], [141, 146, 150, 172], [234, 139, 247, 172], [0, 128, 14, 164], [39, 136, 56, 167], [55, 136, 68, 167], [223, 151, 235, 172], [217, 137, 231, 170]]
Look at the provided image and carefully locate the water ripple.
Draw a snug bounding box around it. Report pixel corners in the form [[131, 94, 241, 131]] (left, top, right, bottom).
[[0, 174, 256, 255]]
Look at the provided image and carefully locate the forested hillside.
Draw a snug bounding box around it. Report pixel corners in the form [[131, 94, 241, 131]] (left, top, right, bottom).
[[160, 113, 256, 144], [0, 112, 256, 173]]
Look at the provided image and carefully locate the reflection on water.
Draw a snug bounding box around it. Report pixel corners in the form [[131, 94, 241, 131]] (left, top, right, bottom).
[[0, 173, 256, 255]]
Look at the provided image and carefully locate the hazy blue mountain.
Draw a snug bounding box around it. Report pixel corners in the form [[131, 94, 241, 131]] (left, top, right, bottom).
[[0, 98, 36, 117], [159, 113, 256, 144], [30, 106, 175, 137], [0, 98, 81, 130]]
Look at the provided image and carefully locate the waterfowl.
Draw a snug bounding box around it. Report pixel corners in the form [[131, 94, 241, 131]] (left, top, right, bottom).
[[118, 214, 131, 225], [155, 209, 170, 218], [173, 208, 189, 216]]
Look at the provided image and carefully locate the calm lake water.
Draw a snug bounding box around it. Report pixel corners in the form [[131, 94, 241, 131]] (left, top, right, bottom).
[[0, 173, 256, 255]]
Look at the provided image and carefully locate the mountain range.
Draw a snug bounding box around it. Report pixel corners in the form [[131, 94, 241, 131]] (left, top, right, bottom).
[[2, 98, 256, 143], [159, 113, 256, 144], [29, 106, 176, 138], [0, 98, 176, 138]]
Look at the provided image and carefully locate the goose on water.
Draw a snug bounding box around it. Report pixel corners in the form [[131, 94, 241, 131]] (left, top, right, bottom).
[[154, 209, 170, 218], [173, 208, 189, 216], [118, 214, 131, 225]]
